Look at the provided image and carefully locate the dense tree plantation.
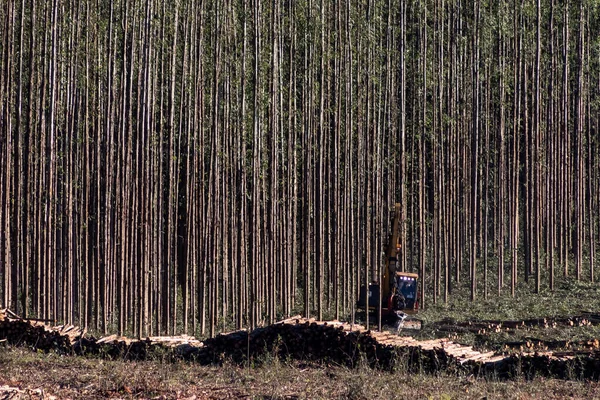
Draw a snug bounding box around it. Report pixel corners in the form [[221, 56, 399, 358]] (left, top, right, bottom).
[[1, 0, 599, 338]]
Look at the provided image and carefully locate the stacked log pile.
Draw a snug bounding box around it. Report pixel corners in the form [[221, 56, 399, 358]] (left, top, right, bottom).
[[73, 333, 204, 360], [196, 319, 386, 367], [502, 337, 600, 352], [3, 309, 600, 379], [0, 309, 201, 360], [196, 317, 600, 379], [0, 309, 82, 353]]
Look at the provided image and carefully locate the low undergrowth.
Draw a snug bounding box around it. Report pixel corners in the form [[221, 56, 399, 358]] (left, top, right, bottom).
[[419, 277, 600, 323], [407, 277, 600, 348], [0, 346, 599, 399]]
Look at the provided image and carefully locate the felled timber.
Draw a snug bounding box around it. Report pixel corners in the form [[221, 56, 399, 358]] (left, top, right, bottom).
[[502, 337, 600, 352], [0, 309, 202, 360], [193, 316, 600, 379], [3, 309, 600, 380], [0, 309, 81, 352]]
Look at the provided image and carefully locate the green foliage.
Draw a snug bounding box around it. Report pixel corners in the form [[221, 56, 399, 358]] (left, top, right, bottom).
[[422, 277, 600, 323]]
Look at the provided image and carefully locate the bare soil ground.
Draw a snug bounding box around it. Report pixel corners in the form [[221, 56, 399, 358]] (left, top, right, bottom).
[[1, 346, 599, 400]]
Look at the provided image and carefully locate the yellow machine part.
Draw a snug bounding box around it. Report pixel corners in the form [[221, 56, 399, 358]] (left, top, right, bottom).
[[382, 203, 402, 297]]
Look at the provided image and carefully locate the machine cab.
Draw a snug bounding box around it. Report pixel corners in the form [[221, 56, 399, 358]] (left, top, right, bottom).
[[392, 272, 418, 313]]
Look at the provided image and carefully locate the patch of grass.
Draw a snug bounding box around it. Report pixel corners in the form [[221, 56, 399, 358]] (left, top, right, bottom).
[[1, 346, 599, 399], [419, 276, 600, 323], [392, 277, 600, 350]]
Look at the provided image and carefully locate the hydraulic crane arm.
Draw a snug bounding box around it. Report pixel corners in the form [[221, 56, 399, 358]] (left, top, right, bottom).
[[382, 203, 402, 296]]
